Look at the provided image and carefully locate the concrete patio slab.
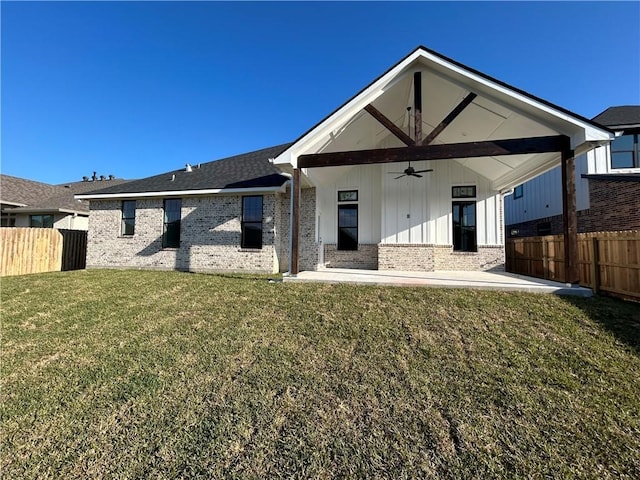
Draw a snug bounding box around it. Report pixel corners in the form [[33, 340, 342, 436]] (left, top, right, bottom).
[[284, 268, 592, 296]]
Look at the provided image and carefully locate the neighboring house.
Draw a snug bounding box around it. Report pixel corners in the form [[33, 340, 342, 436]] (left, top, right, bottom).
[[78, 46, 613, 276], [505, 105, 640, 236], [1, 174, 129, 230]]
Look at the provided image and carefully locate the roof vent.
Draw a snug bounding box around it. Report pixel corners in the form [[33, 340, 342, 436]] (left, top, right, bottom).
[[108, 174, 115, 180], [82, 176, 89, 182], [99, 175, 105, 181], [171, 174, 176, 181], [185, 163, 193, 172]]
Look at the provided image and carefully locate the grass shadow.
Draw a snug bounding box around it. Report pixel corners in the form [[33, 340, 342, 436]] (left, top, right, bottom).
[[562, 295, 640, 355]]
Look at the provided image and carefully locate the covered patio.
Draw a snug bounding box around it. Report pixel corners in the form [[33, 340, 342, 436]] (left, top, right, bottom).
[[274, 46, 614, 279], [284, 268, 592, 296]]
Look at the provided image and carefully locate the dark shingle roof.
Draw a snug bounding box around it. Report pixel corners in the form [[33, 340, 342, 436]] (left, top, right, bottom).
[[82, 143, 292, 196], [592, 106, 640, 128]]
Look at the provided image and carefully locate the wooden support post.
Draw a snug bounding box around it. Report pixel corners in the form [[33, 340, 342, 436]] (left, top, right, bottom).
[[414, 71, 422, 144], [291, 168, 301, 276], [561, 148, 579, 284]]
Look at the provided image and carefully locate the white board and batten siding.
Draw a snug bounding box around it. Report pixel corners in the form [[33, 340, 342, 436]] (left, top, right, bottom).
[[504, 153, 590, 226], [310, 160, 503, 247], [311, 165, 382, 245]]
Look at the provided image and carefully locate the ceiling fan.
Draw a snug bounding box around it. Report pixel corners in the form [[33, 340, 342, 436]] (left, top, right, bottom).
[[388, 162, 433, 179], [388, 106, 433, 179]]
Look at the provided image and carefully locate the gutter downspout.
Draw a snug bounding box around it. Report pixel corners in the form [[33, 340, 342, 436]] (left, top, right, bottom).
[[279, 172, 295, 276]]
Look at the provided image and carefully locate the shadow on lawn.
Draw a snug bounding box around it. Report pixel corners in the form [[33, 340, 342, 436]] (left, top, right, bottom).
[[562, 295, 640, 355]]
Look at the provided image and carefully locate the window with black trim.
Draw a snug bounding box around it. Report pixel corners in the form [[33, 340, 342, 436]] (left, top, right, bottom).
[[513, 184, 523, 199], [611, 133, 639, 169], [121, 200, 136, 236], [241, 195, 263, 249], [162, 199, 181, 248], [30, 214, 54, 228], [452, 201, 476, 252], [452, 185, 476, 198], [337, 190, 358, 251]]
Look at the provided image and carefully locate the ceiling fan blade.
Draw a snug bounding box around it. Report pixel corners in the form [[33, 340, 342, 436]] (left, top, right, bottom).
[[411, 173, 423, 178], [413, 169, 433, 173], [388, 171, 405, 174], [394, 174, 407, 179]]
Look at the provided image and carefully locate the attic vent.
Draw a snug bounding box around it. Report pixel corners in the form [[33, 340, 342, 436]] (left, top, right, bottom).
[[185, 163, 193, 172]]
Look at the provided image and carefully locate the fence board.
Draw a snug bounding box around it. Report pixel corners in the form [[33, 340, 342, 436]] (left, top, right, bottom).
[[0, 228, 63, 276], [60, 229, 87, 271], [506, 230, 640, 301]]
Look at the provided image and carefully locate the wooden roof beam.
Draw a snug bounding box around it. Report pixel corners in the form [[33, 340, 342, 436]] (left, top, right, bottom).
[[298, 135, 570, 168], [363, 104, 415, 146], [422, 92, 477, 146]]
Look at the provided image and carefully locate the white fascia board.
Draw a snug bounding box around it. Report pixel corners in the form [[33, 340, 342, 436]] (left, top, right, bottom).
[[1, 201, 27, 207], [273, 51, 424, 168], [609, 124, 640, 130], [75, 184, 287, 200], [3, 207, 88, 216]]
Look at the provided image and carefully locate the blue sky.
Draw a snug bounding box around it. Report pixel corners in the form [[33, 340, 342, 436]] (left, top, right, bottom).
[[2, 1, 639, 184]]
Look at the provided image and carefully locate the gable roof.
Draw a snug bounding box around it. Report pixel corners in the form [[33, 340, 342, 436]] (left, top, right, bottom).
[[273, 46, 614, 190], [282, 46, 614, 157], [1, 174, 130, 214], [592, 106, 640, 129], [77, 143, 291, 199]]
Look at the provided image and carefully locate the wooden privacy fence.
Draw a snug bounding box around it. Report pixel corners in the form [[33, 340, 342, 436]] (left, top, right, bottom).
[[1, 228, 62, 276], [60, 229, 87, 271], [0, 228, 88, 276], [506, 230, 640, 300]]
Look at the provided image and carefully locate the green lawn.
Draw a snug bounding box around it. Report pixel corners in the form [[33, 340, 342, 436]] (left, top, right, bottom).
[[2, 270, 639, 479]]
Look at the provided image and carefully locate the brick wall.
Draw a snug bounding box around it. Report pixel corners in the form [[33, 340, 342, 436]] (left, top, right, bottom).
[[378, 244, 435, 271], [324, 244, 378, 269], [277, 187, 319, 272], [587, 179, 640, 232], [87, 195, 280, 274], [378, 244, 504, 272], [434, 245, 504, 271]]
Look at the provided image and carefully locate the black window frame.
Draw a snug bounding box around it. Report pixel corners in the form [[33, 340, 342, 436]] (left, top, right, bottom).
[[611, 133, 639, 169], [241, 195, 263, 249], [452, 201, 477, 252], [337, 204, 358, 251], [162, 198, 182, 248], [30, 214, 54, 228], [337, 190, 358, 202], [121, 200, 136, 236], [452, 185, 476, 199]]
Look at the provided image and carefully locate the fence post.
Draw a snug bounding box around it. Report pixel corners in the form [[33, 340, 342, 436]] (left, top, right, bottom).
[[590, 237, 600, 294], [542, 237, 549, 280]]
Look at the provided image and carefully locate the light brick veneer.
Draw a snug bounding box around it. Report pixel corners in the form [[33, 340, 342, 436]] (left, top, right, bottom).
[[378, 244, 504, 272], [276, 187, 319, 272], [323, 244, 378, 269], [87, 195, 281, 273]]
